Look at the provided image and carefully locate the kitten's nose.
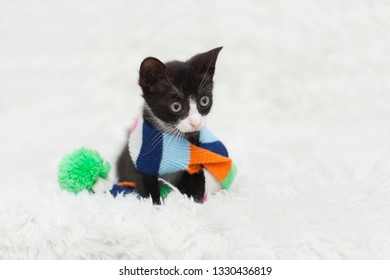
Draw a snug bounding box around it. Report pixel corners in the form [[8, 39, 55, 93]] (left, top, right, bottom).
[[190, 119, 201, 129], [190, 121, 200, 129]]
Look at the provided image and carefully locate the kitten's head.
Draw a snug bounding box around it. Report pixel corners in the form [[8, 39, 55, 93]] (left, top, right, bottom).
[[138, 47, 222, 136]]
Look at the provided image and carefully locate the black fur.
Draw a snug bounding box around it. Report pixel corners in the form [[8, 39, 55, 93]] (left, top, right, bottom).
[[117, 47, 222, 204]]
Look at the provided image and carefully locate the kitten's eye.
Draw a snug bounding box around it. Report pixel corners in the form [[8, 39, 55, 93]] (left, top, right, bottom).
[[170, 101, 183, 113], [199, 96, 210, 107]]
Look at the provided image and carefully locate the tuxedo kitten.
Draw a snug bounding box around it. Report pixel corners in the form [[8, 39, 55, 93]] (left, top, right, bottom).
[[116, 47, 223, 204]]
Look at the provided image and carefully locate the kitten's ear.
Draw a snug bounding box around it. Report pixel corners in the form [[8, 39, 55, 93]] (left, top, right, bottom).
[[188, 47, 223, 78], [139, 57, 168, 90]]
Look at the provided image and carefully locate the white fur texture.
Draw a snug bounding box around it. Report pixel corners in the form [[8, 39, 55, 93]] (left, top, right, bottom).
[[1, 0, 390, 259], [177, 100, 207, 133]]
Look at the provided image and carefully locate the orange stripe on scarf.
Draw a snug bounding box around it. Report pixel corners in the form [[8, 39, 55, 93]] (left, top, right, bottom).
[[118, 181, 137, 188], [187, 144, 232, 181]]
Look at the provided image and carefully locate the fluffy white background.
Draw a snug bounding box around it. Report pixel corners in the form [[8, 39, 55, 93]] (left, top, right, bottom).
[[1, 0, 390, 259]]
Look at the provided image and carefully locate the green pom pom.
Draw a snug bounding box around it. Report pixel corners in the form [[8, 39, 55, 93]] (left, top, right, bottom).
[[159, 184, 172, 199], [58, 147, 111, 194]]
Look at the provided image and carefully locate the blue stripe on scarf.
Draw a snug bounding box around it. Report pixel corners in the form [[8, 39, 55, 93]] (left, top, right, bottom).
[[199, 127, 229, 157], [135, 121, 163, 176], [199, 127, 219, 143], [159, 133, 190, 174], [200, 141, 229, 157]]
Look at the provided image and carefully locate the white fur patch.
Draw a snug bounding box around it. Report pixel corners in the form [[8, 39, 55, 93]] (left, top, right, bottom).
[[177, 99, 207, 133], [204, 169, 222, 193]]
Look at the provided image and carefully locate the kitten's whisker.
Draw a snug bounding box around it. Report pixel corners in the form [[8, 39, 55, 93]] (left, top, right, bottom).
[[161, 125, 185, 151], [198, 49, 218, 92], [146, 124, 178, 152], [165, 129, 178, 148], [199, 83, 213, 94], [199, 76, 214, 94], [163, 72, 183, 97], [198, 74, 211, 92], [144, 133, 164, 153], [142, 114, 170, 152]]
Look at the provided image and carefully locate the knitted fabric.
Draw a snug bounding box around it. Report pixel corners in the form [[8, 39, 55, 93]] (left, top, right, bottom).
[[128, 115, 236, 190]]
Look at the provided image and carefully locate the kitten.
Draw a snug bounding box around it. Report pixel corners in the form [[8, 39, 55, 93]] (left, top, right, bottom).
[[116, 47, 223, 204]]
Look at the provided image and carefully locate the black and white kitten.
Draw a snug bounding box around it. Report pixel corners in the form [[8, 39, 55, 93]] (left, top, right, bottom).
[[116, 47, 223, 204]]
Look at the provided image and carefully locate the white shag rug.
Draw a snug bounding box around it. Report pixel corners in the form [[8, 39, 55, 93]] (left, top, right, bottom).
[[1, 0, 390, 259]]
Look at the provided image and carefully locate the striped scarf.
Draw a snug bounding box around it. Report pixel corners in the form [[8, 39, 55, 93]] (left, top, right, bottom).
[[128, 115, 236, 190]]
